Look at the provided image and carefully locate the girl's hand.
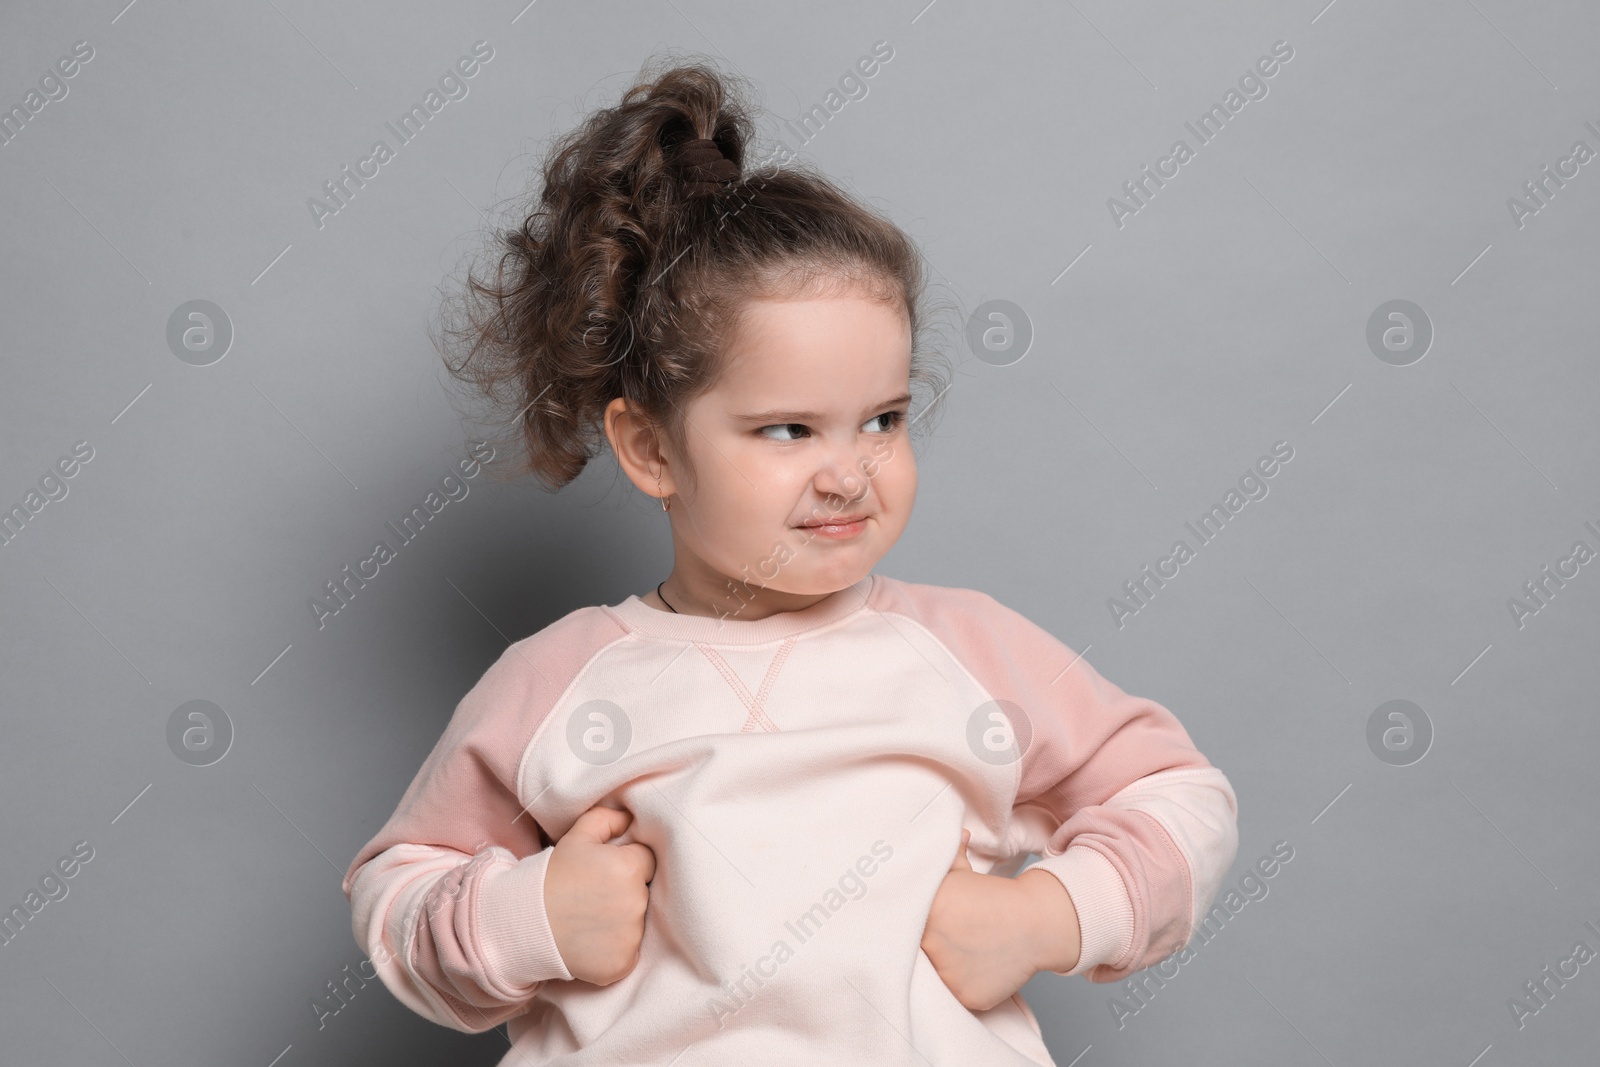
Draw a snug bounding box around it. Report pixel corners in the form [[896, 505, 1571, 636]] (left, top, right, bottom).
[[919, 829, 1073, 1011], [544, 805, 657, 986]]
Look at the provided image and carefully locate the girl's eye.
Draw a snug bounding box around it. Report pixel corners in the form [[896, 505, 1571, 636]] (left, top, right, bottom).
[[757, 412, 904, 442], [759, 423, 810, 442]]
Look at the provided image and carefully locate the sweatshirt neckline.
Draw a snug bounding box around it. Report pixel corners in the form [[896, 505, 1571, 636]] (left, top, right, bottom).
[[606, 573, 876, 644]]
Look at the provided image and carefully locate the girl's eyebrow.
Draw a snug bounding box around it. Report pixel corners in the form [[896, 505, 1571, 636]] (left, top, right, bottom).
[[733, 392, 913, 424]]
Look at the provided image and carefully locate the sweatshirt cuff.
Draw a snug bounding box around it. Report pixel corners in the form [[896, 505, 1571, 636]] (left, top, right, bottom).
[[1029, 844, 1135, 975], [477, 849, 573, 989]]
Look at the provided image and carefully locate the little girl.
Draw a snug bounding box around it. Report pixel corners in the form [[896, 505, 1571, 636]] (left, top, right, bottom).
[[344, 57, 1238, 1066]]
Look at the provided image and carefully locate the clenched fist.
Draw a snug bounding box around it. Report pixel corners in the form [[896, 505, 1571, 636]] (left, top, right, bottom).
[[544, 805, 657, 986], [920, 828, 1081, 1011]]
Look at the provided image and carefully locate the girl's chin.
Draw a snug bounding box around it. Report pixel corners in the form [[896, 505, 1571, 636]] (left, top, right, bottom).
[[703, 535, 879, 592], [712, 568, 867, 600]]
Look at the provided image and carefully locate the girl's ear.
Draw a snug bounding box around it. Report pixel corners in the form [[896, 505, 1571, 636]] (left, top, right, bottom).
[[604, 397, 675, 500]]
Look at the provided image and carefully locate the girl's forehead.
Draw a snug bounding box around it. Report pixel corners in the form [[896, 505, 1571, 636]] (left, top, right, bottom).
[[723, 298, 909, 366], [703, 295, 911, 406], [718, 334, 909, 390]]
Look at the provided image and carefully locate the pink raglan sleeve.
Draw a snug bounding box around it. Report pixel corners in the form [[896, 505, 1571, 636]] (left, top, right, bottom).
[[907, 584, 1239, 984], [341, 611, 621, 1032]]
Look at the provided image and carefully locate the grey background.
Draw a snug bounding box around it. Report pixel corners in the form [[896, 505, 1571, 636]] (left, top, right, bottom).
[[2, 0, 1597, 1064]]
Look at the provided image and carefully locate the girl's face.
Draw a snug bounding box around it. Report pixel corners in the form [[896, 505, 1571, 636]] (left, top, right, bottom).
[[654, 289, 918, 610]]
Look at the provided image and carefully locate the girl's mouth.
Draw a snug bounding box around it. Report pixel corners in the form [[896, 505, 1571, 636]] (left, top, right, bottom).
[[797, 516, 868, 539]]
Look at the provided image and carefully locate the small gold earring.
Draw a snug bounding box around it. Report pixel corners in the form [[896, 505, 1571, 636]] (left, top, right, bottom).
[[656, 474, 671, 512]]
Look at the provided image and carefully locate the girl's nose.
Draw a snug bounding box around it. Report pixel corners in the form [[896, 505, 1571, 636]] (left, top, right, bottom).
[[811, 447, 876, 507]]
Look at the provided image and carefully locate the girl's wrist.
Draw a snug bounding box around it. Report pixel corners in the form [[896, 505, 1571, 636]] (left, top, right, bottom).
[[1015, 868, 1083, 974]]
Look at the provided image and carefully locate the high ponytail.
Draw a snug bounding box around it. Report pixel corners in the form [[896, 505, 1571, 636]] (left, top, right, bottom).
[[434, 52, 947, 493]]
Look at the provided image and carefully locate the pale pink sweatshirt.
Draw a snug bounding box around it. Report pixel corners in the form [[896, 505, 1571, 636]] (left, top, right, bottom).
[[343, 572, 1239, 1065]]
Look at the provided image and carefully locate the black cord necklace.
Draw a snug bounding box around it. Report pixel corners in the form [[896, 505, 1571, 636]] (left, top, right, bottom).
[[655, 581, 679, 614]]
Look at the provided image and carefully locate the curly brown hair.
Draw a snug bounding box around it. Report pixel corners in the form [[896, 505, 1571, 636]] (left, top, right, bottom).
[[432, 52, 951, 496]]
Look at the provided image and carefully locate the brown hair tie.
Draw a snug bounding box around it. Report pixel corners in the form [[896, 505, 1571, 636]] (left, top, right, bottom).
[[672, 137, 739, 195]]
